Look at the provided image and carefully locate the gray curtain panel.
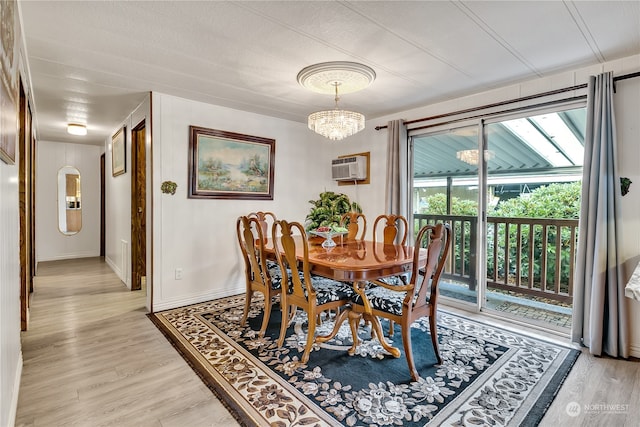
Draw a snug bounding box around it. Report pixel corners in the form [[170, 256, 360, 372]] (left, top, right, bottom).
[[385, 119, 409, 222], [572, 72, 629, 358]]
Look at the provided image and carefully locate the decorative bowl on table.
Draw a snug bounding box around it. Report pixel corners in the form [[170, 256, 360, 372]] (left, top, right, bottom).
[[309, 227, 348, 248]]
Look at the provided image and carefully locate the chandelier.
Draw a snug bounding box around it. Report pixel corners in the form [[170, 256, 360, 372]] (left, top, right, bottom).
[[456, 149, 495, 165], [298, 62, 375, 141], [307, 83, 364, 141]]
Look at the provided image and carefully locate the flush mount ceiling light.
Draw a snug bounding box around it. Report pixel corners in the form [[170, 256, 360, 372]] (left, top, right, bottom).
[[298, 61, 375, 141], [67, 123, 87, 136]]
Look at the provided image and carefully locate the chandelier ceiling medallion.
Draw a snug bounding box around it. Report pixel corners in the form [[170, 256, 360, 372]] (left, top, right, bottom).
[[297, 61, 375, 141]]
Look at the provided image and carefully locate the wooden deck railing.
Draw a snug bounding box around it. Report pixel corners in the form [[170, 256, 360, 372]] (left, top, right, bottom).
[[414, 214, 578, 304]]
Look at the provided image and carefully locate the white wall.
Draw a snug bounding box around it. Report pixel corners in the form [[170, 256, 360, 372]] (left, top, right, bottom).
[[150, 93, 331, 310], [0, 142, 21, 427], [35, 142, 101, 262], [104, 98, 150, 290], [2, 5, 25, 426], [614, 69, 640, 356]]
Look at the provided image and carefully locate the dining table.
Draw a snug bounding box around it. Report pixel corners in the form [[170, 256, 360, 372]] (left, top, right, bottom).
[[268, 233, 426, 358]]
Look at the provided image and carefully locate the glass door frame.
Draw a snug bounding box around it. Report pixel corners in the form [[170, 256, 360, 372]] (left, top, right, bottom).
[[409, 118, 485, 313], [409, 100, 585, 324]]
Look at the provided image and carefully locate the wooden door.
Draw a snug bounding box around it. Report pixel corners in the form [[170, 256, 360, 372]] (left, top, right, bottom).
[[130, 122, 146, 291], [18, 77, 32, 330]]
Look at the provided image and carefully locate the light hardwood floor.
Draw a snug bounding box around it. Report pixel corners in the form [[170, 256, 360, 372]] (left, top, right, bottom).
[[15, 258, 239, 427], [15, 257, 639, 426]]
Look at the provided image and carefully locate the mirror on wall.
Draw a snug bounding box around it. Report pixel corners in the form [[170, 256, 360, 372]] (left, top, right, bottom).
[[58, 166, 82, 235]]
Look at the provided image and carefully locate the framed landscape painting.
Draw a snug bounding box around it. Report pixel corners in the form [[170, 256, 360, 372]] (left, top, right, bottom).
[[111, 126, 126, 177], [188, 126, 275, 200]]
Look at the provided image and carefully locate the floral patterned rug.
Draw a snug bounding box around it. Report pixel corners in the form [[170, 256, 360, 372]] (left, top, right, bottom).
[[149, 294, 579, 427]]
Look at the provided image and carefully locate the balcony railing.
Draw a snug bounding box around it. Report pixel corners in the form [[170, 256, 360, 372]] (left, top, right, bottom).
[[414, 214, 578, 304]]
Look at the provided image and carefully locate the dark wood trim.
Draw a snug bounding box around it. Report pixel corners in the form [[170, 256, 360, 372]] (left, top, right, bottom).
[[100, 153, 105, 257], [131, 121, 146, 291], [30, 104, 36, 285], [18, 76, 31, 331], [148, 92, 153, 313]]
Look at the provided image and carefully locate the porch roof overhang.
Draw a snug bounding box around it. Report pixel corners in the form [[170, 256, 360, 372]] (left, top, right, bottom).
[[412, 108, 586, 180]]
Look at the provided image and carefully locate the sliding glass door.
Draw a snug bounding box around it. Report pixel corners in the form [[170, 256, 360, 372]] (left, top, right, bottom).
[[412, 124, 480, 307], [411, 105, 585, 330]]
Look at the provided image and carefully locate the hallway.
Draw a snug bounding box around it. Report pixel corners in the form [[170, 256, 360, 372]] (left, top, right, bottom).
[[15, 258, 238, 427]]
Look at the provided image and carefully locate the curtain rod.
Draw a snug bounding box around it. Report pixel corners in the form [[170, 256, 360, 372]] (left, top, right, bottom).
[[375, 70, 640, 131]]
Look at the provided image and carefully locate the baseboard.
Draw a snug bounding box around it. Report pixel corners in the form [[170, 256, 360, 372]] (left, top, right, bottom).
[[37, 252, 100, 262], [629, 343, 640, 358], [7, 351, 23, 427], [152, 287, 244, 312], [104, 255, 129, 289]]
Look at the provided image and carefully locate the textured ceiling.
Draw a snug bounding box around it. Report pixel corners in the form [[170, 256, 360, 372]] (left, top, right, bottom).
[[18, 1, 640, 146]]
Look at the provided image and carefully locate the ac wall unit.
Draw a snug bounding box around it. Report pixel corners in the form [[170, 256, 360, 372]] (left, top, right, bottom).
[[331, 155, 367, 181]]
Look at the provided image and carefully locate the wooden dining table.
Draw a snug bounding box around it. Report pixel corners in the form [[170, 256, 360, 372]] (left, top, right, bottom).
[[269, 234, 426, 357]]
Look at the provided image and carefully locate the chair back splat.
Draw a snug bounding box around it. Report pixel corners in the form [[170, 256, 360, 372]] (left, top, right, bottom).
[[237, 214, 282, 337], [340, 212, 367, 241], [248, 211, 277, 242], [373, 214, 408, 245], [370, 214, 410, 287]]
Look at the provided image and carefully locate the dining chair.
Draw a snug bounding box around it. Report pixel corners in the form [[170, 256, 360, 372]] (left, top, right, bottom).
[[237, 215, 282, 337], [373, 214, 408, 245], [371, 214, 410, 287], [248, 211, 277, 242], [340, 212, 367, 241], [272, 219, 355, 363], [350, 223, 451, 381], [248, 211, 279, 270]]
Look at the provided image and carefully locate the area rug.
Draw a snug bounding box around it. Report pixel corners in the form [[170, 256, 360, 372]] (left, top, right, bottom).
[[149, 294, 579, 427]]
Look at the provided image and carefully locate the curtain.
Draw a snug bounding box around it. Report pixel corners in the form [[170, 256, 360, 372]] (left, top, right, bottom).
[[385, 119, 408, 220], [572, 72, 629, 358]]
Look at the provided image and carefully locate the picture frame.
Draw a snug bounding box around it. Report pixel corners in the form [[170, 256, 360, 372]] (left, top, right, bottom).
[[0, 77, 16, 164], [0, 0, 17, 165], [111, 126, 126, 177], [188, 126, 275, 200]]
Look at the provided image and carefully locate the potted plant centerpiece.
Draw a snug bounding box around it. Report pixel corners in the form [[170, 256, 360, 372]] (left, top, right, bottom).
[[306, 191, 361, 247]]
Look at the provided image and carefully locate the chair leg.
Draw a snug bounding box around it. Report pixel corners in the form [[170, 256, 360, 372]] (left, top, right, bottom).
[[241, 289, 253, 327], [302, 310, 316, 364], [401, 322, 419, 382], [259, 293, 272, 337], [277, 302, 289, 347], [429, 314, 442, 365]]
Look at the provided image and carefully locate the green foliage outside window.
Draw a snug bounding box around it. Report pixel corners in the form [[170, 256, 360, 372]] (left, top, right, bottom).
[[419, 193, 478, 216], [420, 182, 581, 293], [488, 182, 580, 292]]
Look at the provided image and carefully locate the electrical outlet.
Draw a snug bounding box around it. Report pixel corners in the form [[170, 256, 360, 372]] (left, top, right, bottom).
[[175, 268, 183, 280]]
